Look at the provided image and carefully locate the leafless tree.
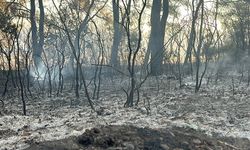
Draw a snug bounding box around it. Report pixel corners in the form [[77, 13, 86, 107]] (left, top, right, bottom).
[[120, 0, 147, 107], [146, 0, 169, 75], [30, 0, 44, 68]]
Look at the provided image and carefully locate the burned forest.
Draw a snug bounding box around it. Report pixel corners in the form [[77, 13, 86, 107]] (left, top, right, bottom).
[[0, 0, 250, 150]]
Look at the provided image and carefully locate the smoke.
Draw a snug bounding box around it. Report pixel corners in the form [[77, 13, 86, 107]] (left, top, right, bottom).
[[30, 63, 60, 82], [208, 51, 249, 77], [30, 63, 47, 81]]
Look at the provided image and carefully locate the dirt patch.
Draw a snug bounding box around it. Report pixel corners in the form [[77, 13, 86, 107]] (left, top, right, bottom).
[[25, 125, 250, 150]]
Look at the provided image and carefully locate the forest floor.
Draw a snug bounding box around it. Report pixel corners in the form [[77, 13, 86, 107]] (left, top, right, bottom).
[[0, 74, 250, 149]]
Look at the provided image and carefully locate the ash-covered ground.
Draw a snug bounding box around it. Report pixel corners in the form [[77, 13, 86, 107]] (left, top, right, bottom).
[[0, 74, 250, 150]]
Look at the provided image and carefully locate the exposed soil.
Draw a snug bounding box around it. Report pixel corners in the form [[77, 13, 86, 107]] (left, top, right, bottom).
[[25, 125, 250, 150]]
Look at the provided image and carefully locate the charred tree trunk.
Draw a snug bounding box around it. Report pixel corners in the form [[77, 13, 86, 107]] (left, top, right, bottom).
[[195, 0, 204, 93], [184, 0, 203, 65], [148, 0, 169, 76], [122, 0, 147, 107], [30, 0, 44, 68], [16, 19, 26, 115], [110, 0, 122, 68]]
